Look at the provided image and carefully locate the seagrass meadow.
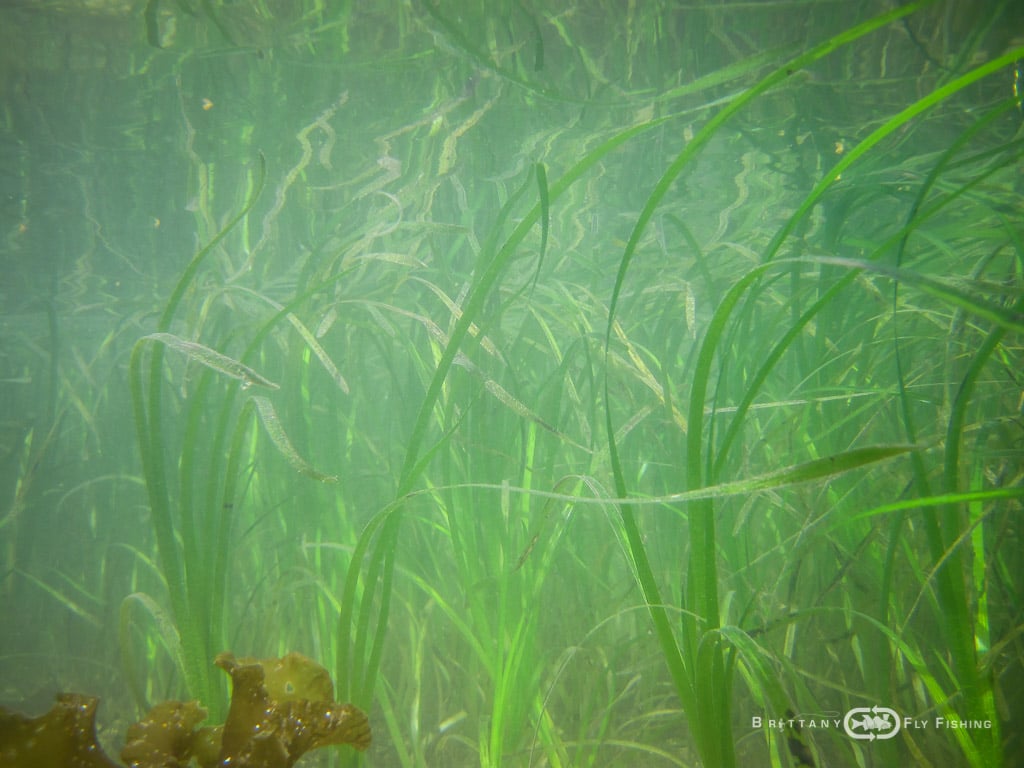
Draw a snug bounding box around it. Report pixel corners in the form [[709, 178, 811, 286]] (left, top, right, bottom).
[[2, 0, 1023, 766]]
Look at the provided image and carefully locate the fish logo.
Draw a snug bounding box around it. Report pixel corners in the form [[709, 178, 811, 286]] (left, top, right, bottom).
[[844, 707, 900, 740]]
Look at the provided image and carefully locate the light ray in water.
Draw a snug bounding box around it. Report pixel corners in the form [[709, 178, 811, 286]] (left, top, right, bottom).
[[143, 333, 280, 390]]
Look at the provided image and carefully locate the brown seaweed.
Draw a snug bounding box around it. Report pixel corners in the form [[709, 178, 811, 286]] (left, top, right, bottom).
[[0, 692, 120, 768], [0, 651, 370, 768], [214, 652, 371, 766], [228, 651, 334, 703], [120, 699, 210, 767]]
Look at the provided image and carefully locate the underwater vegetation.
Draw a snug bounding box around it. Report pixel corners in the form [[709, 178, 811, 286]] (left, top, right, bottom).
[[0, 651, 370, 767], [1, 0, 1023, 766]]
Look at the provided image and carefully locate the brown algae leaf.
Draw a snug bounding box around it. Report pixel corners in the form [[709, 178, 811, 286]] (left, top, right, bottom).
[[0, 651, 369, 768], [215, 652, 371, 764], [120, 699, 209, 767], [229, 651, 335, 702], [0, 693, 119, 768]]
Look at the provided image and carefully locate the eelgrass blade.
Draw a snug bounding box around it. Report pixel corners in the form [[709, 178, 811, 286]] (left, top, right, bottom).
[[196, 0, 238, 46], [928, 295, 1020, 765], [17, 568, 102, 629], [228, 285, 351, 393], [684, 445, 921, 503], [714, 625, 814, 765], [762, 46, 1024, 264], [598, 8, 944, 766], [889, 101, 1022, 588], [710, 272, 855, 481], [531, 162, 549, 291], [400, 113, 671, 491], [655, 45, 795, 102], [603, 381, 696, 731], [119, 591, 185, 709], [336, 111, 675, 714], [829, 486, 1024, 530], [416, 0, 583, 104], [142, 333, 281, 390], [129, 340, 196, 693], [803, 605, 989, 765], [209, 400, 255, 645], [403, 440, 921, 508], [157, 153, 266, 333], [250, 395, 337, 483], [130, 155, 265, 708], [605, 0, 938, 344], [810, 256, 1024, 334]]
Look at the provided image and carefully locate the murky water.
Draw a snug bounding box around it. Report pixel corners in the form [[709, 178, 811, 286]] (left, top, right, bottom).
[[1, 2, 1022, 766]]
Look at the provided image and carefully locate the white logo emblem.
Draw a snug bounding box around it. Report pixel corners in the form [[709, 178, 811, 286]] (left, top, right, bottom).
[[843, 707, 901, 740]]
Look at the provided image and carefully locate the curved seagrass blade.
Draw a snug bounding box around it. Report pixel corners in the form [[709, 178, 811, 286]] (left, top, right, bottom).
[[142, 333, 280, 391]]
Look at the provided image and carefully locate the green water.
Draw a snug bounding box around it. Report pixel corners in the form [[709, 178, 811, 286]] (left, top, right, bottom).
[[1, 1, 1022, 766]]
